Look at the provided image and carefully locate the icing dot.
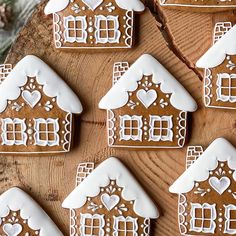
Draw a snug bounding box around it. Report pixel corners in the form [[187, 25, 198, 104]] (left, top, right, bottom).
[[123, 35, 126, 39], [123, 16, 126, 20], [145, 77, 149, 81], [30, 79, 34, 83], [8, 101, 11, 104], [144, 126, 148, 131], [113, 118, 116, 121], [136, 102, 139, 105], [114, 136, 117, 139], [62, 131, 65, 134], [184, 203, 188, 207], [228, 189, 232, 193], [118, 188, 121, 191], [218, 218, 223, 223], [21, 103, 24, 106], [184, 222, 188, 226], [219, 224, 222, 228], [106, 228, 110, 232], [195, 183, 199, 187], [115, 207, 118, 210], [87, 197, 91, 201], [229, 170, 233, 174], [129, 92, 132, 96], [111, 181, 115, 185], [144, 132, 148, 135], [90, 36, 93, 39], [176, 135, 179, 138], [141, 224, 144, 228], [52, 98, 56, 102], [27, 129, 33, 135], [144, 121, 148, 125], [123, 25, 126, 28], [21, 87, 24, 91], [166, 94, 170, 98], [220, 163, 224, 167], [88, 27, 94, 33], [62, 121, 66, 124], [100, 7, 103, 10], [114, 127, 117, 131], [207, 189, 211, 192], [107, 223, 110, 227], [13, 212, 17, 216], [184, 213, 187, 216], [130, 201, 133, 204], [89, 21, 93, 26], [176, 126, 179, 130], [61, 140, 64, 144], [138, 82, 141, 85], [107, 219, 110, 222], [29, 136, 33, 140], [209, 171, 213, 175], [219, 213, 222, 216], [82, 6, 86, 10], [38, 103, 41, 107], [145, 138, 147, 140]]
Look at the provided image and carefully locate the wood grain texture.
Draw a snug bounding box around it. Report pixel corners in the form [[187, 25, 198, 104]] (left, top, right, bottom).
[[152, 1, 236, 78], [2, 1, 236, 236]]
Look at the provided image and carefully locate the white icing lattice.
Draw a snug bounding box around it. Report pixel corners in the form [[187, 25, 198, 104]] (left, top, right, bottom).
[[76, 162, 95, 186], [0, 64, 12, 84], [113, 62, 129, 85], [213, 22, 232, 44], [186, 146, 204, 169]]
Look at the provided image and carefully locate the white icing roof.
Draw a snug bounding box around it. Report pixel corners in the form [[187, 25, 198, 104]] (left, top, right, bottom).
[[0, 187, 63, 236], [44, 0, 145, 15], [0, 55, 83, 114], [99, 54, 197, 112], [169, 138, 236, 194], [196, 25, 236, 69], [62, 157, 159, 219]]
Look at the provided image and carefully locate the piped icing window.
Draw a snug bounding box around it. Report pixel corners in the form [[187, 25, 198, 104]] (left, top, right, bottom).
[[190, 203, 216, 234], [224, 205, 236, 234], [149, 115, 173, 142], [119, 115, 143, 141], [94, 15, 120, 44], [33, 118, 60, 146], [64, 15, 88, 43], [113, 216, 138, 236], [1, 118, 27, 146], [216, 73, 236, 103], [80, 213, 105, 236]]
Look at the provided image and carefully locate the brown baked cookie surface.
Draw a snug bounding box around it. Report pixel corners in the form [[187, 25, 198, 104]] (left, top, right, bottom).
[[197, 22, 236, 110], [0, 55, 82, 154], [170, 138, 236, 235], [62, 157, 159, 236], [44, 0, 145, 49], [99, 54, 197, 149]]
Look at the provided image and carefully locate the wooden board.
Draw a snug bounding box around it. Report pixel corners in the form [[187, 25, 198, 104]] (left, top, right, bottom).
[[151, 1, 236, 78], [2, 1, 236, 235]]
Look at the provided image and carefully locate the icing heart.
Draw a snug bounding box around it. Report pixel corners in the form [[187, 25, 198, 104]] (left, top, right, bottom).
[[82, 0, 103, 10], [136, 89, 157, 108], [3, 223, 22, 236], [22, 90, 41, 108], [209, 176, 231, 195], [101, 193, 120, 211]]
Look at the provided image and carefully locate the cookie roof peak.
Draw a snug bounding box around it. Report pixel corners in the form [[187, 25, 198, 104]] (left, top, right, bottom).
[[62, 157, 159, 219], [99, 54, 197, 112], [169, 138, 236, 194], [44, 0, 145, 15], [0, 187, 63, 236], [196, 25, 236, 68], [0, 55, 83, 114]]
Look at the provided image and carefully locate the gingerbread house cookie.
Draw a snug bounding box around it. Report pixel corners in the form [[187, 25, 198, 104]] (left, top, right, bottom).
[[62, 157, 159, 236], [0, 187, 63, 236], [0, 55, 82, 154], [99, 54, 198, 149], [196, 22, 236, 110], [158, 0, 236, 12], [44, 0, 145, 49], [169, 138, 236, 235]]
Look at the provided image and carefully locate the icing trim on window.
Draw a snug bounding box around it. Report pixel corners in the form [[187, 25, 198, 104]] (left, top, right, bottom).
[[64, 15, 88, 43], [224, 204, 236, 234], [1, 118, 27, 146], [34, 118, 60, 147], [149, 115, 173, 142], [113, 216, 138, 236], [119, 115, 143, 141], [94, 15, 121, 44], [80, 213, 105, 236], [190, 203, 216, 234]]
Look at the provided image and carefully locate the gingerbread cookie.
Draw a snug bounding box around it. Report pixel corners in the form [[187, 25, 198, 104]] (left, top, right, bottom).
[[169, 138, 236, 235], [99, 54, 197, 149], [158, 0, 236, 12], [0, 55, 82, 154], [62, 157, 159, 236], [44, 0, 145, 49], [0, 187, 63, 236], [197, 23, 236, 110]]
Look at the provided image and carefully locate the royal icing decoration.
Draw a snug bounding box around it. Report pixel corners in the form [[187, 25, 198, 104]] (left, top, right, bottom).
[[196, 22, 236, 109], [0, 187, 63, 236], [99, 54, 197, 148], [169, 138, 236, 235], [159, 0, 236, 11], [44, 0, 145, 49], [62, 157, 159, 236], [0, 55, 83, 154]]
